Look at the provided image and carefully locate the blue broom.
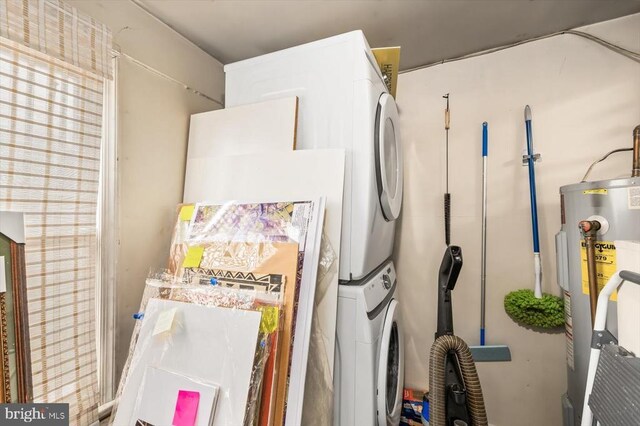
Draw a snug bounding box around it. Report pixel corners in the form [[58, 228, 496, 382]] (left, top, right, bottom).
[[470, 122, 511, 362]]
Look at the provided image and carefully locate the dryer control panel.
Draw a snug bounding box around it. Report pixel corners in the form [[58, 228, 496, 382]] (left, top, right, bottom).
[[362, 261, 396, 314]]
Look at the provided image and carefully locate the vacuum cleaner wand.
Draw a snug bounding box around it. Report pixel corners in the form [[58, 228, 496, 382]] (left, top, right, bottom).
[[436, 245, 463, 338], [432, 245, 477, 426]]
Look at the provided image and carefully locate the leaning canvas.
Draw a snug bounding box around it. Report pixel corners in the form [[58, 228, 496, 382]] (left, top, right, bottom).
[[113, 298, 261, 426], [134, 367, 220, 426], [169, 199, 325, 426]]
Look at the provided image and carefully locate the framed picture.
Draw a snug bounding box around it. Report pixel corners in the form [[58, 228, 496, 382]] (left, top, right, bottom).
[[0, 213, 32, 403]]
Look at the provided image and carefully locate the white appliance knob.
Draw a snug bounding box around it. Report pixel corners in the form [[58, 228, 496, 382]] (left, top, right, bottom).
[[382, 274, 392, 289]]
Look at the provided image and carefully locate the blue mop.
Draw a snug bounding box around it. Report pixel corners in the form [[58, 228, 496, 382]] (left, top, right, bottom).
[[524, 105, 543, 298], [503, 106, 564, 329]]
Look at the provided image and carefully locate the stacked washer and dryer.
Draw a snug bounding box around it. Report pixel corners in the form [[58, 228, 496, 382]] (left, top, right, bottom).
[[224, 31, 405, 425]]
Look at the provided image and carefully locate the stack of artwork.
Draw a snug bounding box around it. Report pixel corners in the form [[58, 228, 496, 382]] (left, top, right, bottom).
[[112, 199, 324, 426], [114, 97, 344, 426]]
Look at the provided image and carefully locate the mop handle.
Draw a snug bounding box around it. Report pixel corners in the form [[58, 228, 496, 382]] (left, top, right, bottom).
[[480, 122, 488, 346], [525, 105, 543, 298], [525, 106, 540, 253]]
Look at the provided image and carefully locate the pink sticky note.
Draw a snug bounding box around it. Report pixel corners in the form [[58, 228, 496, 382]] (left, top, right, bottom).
[[172, 390, 200, 426]]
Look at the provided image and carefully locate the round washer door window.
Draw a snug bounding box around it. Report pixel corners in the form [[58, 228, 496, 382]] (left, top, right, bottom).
[[377, 299, 405, 425], [375, 93, 403, 222]]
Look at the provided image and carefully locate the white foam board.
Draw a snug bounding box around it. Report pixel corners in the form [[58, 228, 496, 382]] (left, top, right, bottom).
[[114, 299, 261, 426], [285, 197, 324, 426], [184, 150, 344, 372], [186, 97, 298, 159], [135, 367, 219, 426]]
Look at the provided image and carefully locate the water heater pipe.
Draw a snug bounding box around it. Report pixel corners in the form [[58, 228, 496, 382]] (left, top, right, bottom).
[[579, 220, 601, 325]]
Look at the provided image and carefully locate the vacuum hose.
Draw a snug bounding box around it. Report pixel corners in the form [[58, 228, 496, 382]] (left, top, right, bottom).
[[429, 335, 488, 426]]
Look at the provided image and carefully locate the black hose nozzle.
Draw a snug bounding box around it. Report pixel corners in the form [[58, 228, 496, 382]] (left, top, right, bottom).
[[436, 246, 463, 338]]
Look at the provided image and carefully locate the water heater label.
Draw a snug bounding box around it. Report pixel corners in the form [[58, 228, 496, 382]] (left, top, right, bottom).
[[580, 240, 617, 301], [582, 189, 607, 195], [628, 186, 640, 210]]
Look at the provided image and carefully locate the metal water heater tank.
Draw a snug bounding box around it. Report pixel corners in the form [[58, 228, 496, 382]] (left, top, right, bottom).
[[556, 126, 640, 426]]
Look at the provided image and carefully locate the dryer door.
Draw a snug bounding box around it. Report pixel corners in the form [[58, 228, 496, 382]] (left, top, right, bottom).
[[375, 93, 403, 222], [377, 299, 404, 426]]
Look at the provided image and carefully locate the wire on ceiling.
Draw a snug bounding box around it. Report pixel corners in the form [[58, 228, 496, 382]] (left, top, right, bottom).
[[116, 50, 223, 106], [109, 11, 639, 104], [400, 29, 640, 74], [111, 49, 224, 106]]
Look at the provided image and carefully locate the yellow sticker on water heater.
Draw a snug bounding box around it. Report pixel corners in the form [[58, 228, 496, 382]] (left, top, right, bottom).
[[580, 240, 617, 301], [583, 189, 608, 195]]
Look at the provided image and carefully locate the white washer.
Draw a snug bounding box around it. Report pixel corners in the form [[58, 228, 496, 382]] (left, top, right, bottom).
[[224, 31, 403, 281], [333, 260, 405, 425]]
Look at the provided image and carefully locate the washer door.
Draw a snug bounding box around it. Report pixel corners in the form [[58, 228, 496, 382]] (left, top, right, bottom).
[[375, 93, 403, 222], [377, 299, 405, 426]]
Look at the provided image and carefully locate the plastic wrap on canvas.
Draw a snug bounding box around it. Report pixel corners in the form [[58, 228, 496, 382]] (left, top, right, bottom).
[[133, 367, 221, 426], [301, 234, 336, 426], [111, 278, 282, 426], [169, 202, 314, 278], [115, 199, 332, 426], [168, 204, 191, 275], [171, 201, 329, 424], [180, 202, 309, 426]]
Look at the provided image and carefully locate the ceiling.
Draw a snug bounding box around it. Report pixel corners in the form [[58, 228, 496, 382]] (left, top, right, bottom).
[[135, 1, 640, 71]]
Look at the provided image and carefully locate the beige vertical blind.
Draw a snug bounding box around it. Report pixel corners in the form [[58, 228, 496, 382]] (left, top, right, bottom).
[[0, 0, 112, 79], [0, 1, 111, 424]]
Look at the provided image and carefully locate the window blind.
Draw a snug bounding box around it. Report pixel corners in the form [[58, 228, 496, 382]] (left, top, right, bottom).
[[0, 0, 112, 79], [0, 31, 103, 426]]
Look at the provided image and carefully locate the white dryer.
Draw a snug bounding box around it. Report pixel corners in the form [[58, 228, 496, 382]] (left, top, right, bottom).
[[224, 31, 403, 281], [333, 260, 405, 425]]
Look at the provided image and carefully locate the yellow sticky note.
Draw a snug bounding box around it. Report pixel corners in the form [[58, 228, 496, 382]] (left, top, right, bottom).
[[259, 306, 280, 334], [153, 307, 177, 336], [182, 246, 204, 268], [179, 205, 195, 221]]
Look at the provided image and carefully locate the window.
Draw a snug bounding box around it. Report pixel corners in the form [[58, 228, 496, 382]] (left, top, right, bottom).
[[96, 56, 117, 409], [0, 1, 112, 424]]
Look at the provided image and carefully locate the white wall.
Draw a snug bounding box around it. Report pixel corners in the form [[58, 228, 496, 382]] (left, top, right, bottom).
[[67, 0, 225, 385], [395, 13, 640, 426]]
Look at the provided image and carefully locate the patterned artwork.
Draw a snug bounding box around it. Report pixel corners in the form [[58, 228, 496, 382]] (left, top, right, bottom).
[[199, 241, 279, 271], [184, 269, 285, 293], [168, 202, 313, 278], [165, 200, 319, 426], [188, 202, 311, 247]]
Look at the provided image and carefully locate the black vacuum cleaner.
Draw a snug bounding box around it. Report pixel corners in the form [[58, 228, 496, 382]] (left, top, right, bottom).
[[429, 246, 487, 426]]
